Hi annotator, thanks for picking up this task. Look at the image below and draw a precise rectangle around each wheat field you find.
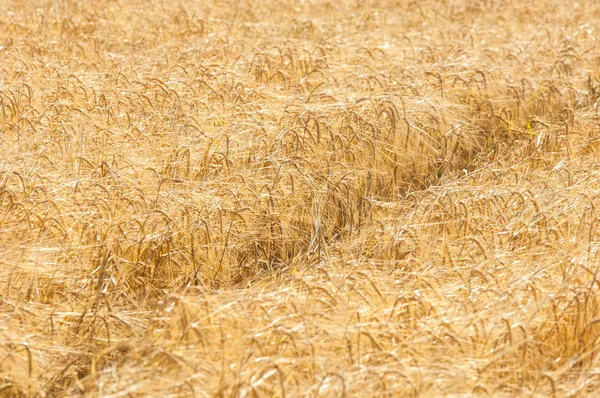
[1,0,600,396]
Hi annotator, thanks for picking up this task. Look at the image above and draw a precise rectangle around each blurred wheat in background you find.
[2,0,600,396]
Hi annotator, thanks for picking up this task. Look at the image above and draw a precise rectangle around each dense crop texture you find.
[2,0,600,396]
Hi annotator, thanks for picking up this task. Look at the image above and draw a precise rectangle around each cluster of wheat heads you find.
[2,0,600,396]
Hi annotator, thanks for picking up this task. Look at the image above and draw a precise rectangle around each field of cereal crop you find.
[2,0,600,396]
